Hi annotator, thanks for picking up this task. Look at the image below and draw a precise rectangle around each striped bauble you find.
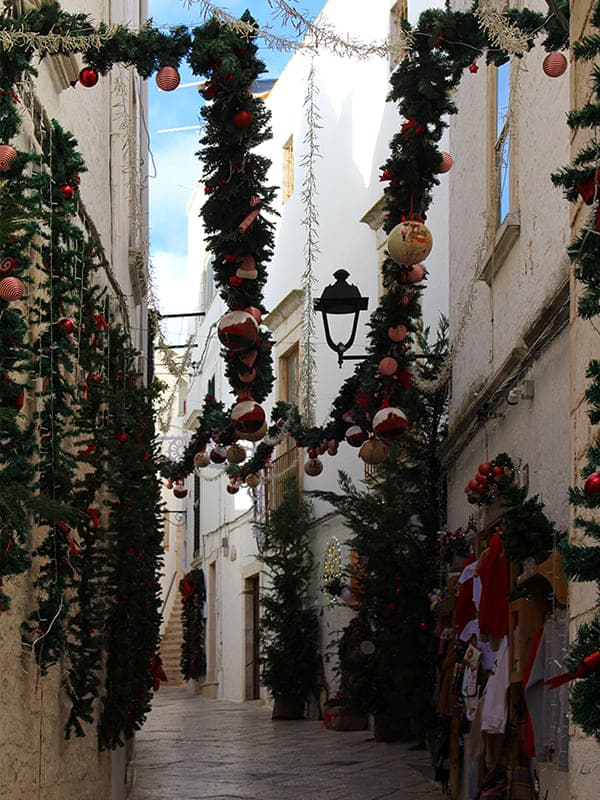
[0,276,25,302]
[0,145,18,172]
[156,66,181,92]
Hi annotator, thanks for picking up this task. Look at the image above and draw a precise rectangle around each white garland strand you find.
[298,55,321,426]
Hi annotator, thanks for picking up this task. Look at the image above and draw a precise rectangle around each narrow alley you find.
[131,688,445,800]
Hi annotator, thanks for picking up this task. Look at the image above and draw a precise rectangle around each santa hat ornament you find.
[236,255,258,280]
[387,220,433,265]
[231,399,266,438]
[156,66,181,91]
[217,310,258,352]
[372,405,408,442]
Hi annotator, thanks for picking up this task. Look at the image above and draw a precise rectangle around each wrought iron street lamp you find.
[314,269,369,368]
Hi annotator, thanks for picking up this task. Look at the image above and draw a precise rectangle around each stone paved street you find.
[132,687,445,800]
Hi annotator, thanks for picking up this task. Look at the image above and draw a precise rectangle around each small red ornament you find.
[418,620,428,631]
[468,478,480,492]
[379,357,398,377]
[0,276,24,302]
[59,184,75,200]
[307,448,317,459]
[372,406,408,442]
[59,318,75,335]
[78,68,99,88]
[204,185,213,195]
[91,373,102,383]
[15,388,25,409]
[468,62,479,73]
[437,151,454,174]
[155,66,181,92]
[584,472,600,499]
[478,461,492,476]
[0,256,16,273]
[232,110,252,129]
[379,169,391,182]
[201,82,219,100]
[115,432,129,443]
[405,264,425,283]
[226,483,239,495]
[327,439,338,456]
[388,323,409,342]
[0,144,18,172]
[542,52,567,78]
[229,275,243,287]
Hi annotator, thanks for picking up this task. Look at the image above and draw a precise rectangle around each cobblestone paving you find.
[132,687,445,800]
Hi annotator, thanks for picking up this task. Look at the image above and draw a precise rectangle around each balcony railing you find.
[264,445,302,517]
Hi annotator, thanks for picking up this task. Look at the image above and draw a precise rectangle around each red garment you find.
[522,627,544,758]
[477,534,509,641]
[455,553,477,634]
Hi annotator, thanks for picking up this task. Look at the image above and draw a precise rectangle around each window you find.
[177,379,188,416]
[494,60,511,226]
[282,135,294,204]
[207,374,215,398]
[390,0,408,70]
[280,344,299,407]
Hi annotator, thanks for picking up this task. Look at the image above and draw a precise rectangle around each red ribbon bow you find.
[92,313,109,330]
[545,650,600,689]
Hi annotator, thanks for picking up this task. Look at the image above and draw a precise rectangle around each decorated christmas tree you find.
[257,478,319,719]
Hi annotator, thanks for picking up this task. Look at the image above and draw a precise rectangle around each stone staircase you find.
[159,599,185,687]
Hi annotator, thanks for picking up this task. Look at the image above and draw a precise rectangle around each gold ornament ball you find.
[358,438,389,465]
[304,457,323,477]
[227,443,247,464]
[245,473,261,488]
[387,220,433,265]
[193,451,211,468]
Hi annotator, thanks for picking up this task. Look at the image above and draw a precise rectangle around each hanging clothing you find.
[456,553,478,634]
[459,618,498,672]
[478,534,509,643]
[481,636,510,734]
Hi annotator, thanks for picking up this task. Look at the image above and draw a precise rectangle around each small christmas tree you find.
[257,478,319,719]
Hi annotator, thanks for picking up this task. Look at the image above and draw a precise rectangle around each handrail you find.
[160,571,179,620]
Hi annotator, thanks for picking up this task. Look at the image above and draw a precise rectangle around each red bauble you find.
[217,310,258,352]
[468,62,479,73]
[229,275,243,287]
[210,445,228,464]
[0,276,25,302]
[59,184,75,200]
[60,318,75,335]
[327,440,338,456]
[244,306,262,324]
[478,461,492,477]
[468,478,480,492]
[115,432,129,443]
[584,472,600,499]
[231,399,266,437]
[542,52,568,78]
[91,373,102,383]
[232,110,252,129]
[437,151,454,174]
[345,425,368,448]
[226,483,239,495]
[0,256,16,273]
[79,68,99,88]
[418,620,428,631]
[406,263,426,283]
[372,406,408,442]
[201,82,219,100]
[307,447,317,459]
[155,66,181,91]
[379,357,398,376]
[0,144,18,172]
[388,324,409,342]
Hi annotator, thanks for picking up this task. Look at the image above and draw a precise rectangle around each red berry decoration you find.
[372,406,408,442]
[584,472,600,499]
[78,67,99,88]
[0,276,25,302]
[478,461,492,476]
[217,310,259,352]
[232,110,252,129]
[59,318,75,335]
[542,52,567,78]
[155,66,181,92]
[115,432,129,443]
[59,184,75,200]
[0,256,16,273]
[437,151,454,173]
[0,144,18,172]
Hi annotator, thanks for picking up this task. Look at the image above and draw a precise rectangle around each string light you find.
[322,536,343,589]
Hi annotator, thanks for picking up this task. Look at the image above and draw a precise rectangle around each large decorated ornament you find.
[227,443,246,464]
[345,425,369,448]
[156,65,180,91]
[217,310,258,352]
[210,445,227,464]
[244,306,262,324]
[387,220,433,265]
[359,437,389,465]
[584,471,600,499]
[304,457,323,476]
[78,67,99,88]
[0,144,18,172]
[193,451,210,468]
[231,399,265,437]
[542,52,567,78]
[0,276,25,302]
[242,422,267,442]
[372,405,408,442]
[173,479,188,499]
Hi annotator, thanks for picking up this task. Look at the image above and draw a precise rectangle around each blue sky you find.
[148,0,327,318]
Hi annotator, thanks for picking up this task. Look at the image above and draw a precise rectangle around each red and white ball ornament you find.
[227,443,247,464]
[78,67,99,88]
[193,451,211,468]
[387,220,433,265]
[155,66,181,91]
[0,276,25,302]
[210,445,228,464]
[217,310,258,352]
[0,256,16,273]
[372,405,408,442]
[231,399,266,438]
[345,425,369,448]
[542,52,567,78]
[359,437,389,466]
[173,478,188,499]
[304,457,323,477]
[226,482,240,495]
[243,421,268,442]
[0,144,18,172]
[584,471,600,499]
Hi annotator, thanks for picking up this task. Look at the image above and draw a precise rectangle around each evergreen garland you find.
[496,479,560,564]
[179,568,207,681]
[257,478,319,707]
